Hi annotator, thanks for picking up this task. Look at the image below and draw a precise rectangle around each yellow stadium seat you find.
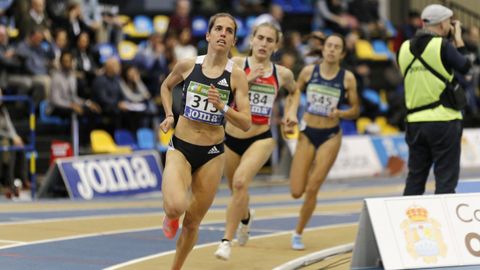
[7,27,18,38]
[153,15,169,34]
[356,117,372,134]
[118,40,138,61]
[355,39,388,61]
[117,15,131,26]
[158,128,174,149]
[90,129,132,154]
[375,116,387,127]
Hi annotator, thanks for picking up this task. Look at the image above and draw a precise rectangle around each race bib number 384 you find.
[184,81,230,125]
[306,83,340,116]
[249,83,276,117]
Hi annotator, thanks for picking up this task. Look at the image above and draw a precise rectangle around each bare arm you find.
[159,58,195,132]
[278,65,299,127]
[330,70,360,120]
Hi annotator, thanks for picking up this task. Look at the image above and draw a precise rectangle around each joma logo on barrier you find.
[69,156,159,200]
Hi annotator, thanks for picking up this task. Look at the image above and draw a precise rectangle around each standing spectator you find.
[397,4,471,195]
[168,0,191,36]
[393,11,422,52]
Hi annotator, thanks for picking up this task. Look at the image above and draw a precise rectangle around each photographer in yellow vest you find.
[397,4,471,195]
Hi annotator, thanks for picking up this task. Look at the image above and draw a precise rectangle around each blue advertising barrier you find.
[48,150,162,200]
[370,135,409,167]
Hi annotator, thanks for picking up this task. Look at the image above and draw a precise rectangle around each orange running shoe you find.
[163,216,179,239]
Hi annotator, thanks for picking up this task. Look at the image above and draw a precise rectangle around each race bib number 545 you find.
[184,81,230,125]
[306,83,340,116]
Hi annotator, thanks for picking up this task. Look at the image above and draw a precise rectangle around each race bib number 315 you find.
[249,83,276,117]
[306,83,340,116]
[184,81,230,125]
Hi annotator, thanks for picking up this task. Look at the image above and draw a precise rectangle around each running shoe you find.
[214,240,232,260]
[162,216,179,239]
[291,233,305,250]
[237,209,255,246]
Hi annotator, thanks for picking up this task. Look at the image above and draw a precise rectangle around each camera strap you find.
[405,38,450,114]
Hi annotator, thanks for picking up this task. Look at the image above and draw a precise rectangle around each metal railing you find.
[0,95,36,199]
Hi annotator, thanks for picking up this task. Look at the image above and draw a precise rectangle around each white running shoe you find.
[214,240,232,260]
[291,233,305,250]
[237,209,255,246]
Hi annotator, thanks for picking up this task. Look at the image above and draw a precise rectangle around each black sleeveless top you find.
[181,55,235,126]
[305,64,346,116]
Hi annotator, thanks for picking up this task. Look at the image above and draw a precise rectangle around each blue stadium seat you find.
[136,127,156,150]
[39,100,68,125]
[362,88,389,113]
[114,129,139,150]
[133,15,153,36]
[235,17,247,38]
[192,16,208,37]
[340,119,358,135]
[371,40,394,59]
[95,43,118,64]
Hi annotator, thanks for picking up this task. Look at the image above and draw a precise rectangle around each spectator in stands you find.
[96,6,122,46]
[240,3,284,52]
[0,0,14,26]
[314,0,355,35]
[302,31,326,65]
[45,0,69,26]
[60,1,93,47]
[393,11,422,52]
[348,0,385,39]
[48,50,101,143]
[397,4,471,195]
[0,88,26,199]
[92,57,128,132]
[51,28,69,69]
[0,25,22,90]
[252,3,283,31]
[81,0,102,32]
[19,0,52,41]
[119,64,156,130]
[168,0,191,36]
[276,31,304,77]
[73,31,98,98]
[134,32,170,96]
[174,28,197,61]
[14,27,54,103]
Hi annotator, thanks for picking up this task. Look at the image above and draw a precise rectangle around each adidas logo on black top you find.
[217,78,229,87]
[208,146,220,154]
